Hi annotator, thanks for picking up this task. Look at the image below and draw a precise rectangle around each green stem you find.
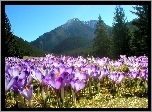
[72,90,76,106]
[19,94,24,107]
[88,78,92,96]
[10,90,15,100]
[112,83,116,98]
[97,81,100,94]
[29,100,33,108]
[58,97,61,108]
[38,87,40,97]
[61,87,65,107]
[46,85,49,95]
[56,90,61,108]
[42,87,47,108]
[65,89,70,108]
[61,87,64,100]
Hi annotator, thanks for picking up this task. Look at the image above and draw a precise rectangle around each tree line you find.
[93,5,148,59]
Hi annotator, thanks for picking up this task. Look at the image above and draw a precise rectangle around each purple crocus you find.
[74,70,88,81]
[43,66,69,90]
[85,64,96,77]
[98,68,108,80]
[44,77,63,89]
[128,71,139,79]
[139,69,148,81]
[115,72,125,85]
[18,85,33,102]
[5,75,18,92]
[7,67,20,79]
[120,55,126,59]
[108,72,118,83]
[66,66,74,75]
[5,63,11,72]
[108,72,125,86]
[92,70,101,80]
[30,69,44,83]
[18,70,29,79]
[70,79,86,93]
[10,71,30,92]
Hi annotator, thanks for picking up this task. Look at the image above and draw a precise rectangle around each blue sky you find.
[5,5,137,42]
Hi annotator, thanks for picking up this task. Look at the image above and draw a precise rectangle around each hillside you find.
[14,35,49,58]
[53,36,92,54]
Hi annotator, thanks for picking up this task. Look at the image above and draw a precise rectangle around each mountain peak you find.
[63,18,81,28]
[70,18,80,21]
[66,18,80,23]
[63,18,98,29]
[83,20,98,28]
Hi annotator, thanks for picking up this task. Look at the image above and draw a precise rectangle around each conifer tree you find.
[130,5,148,56]
[93,15,111,58]
[112,5,132,59]
[5,13,21,58]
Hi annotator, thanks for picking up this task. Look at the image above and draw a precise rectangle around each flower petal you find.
[12,67,20,77]
[6,76,18,92]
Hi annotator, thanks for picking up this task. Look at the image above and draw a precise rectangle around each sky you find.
[5,5,137,42]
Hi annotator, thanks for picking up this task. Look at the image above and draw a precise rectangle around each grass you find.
[5,84,148,108]
[75,93,148,108]
[23,56,38,59]
[5,92,148,108]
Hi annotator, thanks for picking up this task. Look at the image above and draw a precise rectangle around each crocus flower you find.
[26,74,33,85]
[5,63,10,72]
[115,72,125,85]
[5,75,18,92]
[98,68,108,80]
[43,76,63,89]
[43,66,69,90]
[8,70,30,92]
[74,70,88,81]
[30,69,44,83]
[18,85,33,102]
[7,67,20,79]
[65,66,74,75]
[128,71,139,79]
[11,78,26,92]
[139,69,148,81]
[120,55,126,59]
[92,70,100,80]
[70,79,86,93]
[85,64,96,77]
[18,71,29,79]
[108,72,118,83]
[74,61,84,68]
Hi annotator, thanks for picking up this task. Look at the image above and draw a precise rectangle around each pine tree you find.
[5,13,21,58]
[93,15,111,58]
[130,5,148,56]
[112,5,132,59]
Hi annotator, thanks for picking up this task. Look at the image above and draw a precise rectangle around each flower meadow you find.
[5,54,148,108]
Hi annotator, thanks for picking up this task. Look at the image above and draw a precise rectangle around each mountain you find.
[31,18,94,52]
[52,36,93,54]
[14,35,49,58]
[30,18,112,55]
[83,20,98,28]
